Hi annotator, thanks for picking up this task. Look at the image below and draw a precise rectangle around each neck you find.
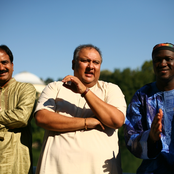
[0,78,12,88]
[84,83,96,88]
[156,79,174,91]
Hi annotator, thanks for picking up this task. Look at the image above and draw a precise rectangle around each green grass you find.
[32,147,41,166]
[120,146,142,173]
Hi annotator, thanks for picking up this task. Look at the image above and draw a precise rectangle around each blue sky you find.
[1,0,174,81]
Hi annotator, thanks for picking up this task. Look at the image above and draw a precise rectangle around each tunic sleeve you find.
[0,83,36,128]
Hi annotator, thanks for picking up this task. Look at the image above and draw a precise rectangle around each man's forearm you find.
[35,109,104,132]
[84,90,125,129]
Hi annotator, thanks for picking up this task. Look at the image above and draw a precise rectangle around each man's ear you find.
[72,60,75,70]
[12,63,14,72]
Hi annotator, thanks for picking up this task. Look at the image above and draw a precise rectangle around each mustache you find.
[0,70,8,74]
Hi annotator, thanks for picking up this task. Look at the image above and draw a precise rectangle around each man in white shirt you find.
[34,44,126,174]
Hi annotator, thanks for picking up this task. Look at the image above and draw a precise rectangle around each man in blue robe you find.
[124,43,174,173]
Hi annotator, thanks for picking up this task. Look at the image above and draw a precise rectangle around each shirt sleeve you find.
[124,91,150,159]
[105,83,127,117]
[35,81,62,113]
[0,83,36,128]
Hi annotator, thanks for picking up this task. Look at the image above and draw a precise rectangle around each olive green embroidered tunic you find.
[0,78,36,174]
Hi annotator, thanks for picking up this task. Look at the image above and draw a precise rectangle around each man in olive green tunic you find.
[0,45,36,174]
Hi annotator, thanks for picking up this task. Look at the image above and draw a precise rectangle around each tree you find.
[45,78,54,85]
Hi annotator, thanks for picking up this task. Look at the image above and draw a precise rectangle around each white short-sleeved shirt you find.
[35,80,126,174]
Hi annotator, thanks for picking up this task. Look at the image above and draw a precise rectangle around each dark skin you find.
[153,49,174,91]
[148,49,174,157]
[0,49,13,87]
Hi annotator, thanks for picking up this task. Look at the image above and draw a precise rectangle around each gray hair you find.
[73,44,102,63]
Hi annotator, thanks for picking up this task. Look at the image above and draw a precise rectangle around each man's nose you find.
[0,63,4,70]
[88,61,94,68]
[160,59,167,66]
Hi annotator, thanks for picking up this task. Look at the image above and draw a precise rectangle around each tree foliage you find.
[100,60,155,104]
[45,78,54,85]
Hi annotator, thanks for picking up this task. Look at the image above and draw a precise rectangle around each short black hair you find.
[0,45,13,63]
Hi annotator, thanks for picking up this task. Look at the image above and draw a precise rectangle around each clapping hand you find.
[149,108,163,143]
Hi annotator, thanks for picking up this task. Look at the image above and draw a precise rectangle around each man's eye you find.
[93,61,100,64]
[153,59,159,63]
[2,61,9,65]
[80,59,88,62]
[166,58,173,62]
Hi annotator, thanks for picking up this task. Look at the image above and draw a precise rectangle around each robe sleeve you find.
[124,91,150,159]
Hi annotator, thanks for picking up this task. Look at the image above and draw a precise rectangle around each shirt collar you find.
[0,78,16,89]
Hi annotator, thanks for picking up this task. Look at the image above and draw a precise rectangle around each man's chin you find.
[82,78,93,84]
[157,76,172,82]
[0,76,7,80]
[83,80,98,87]
[0,72,8,78]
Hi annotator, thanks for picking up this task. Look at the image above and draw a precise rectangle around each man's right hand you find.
[86,117,105,130]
